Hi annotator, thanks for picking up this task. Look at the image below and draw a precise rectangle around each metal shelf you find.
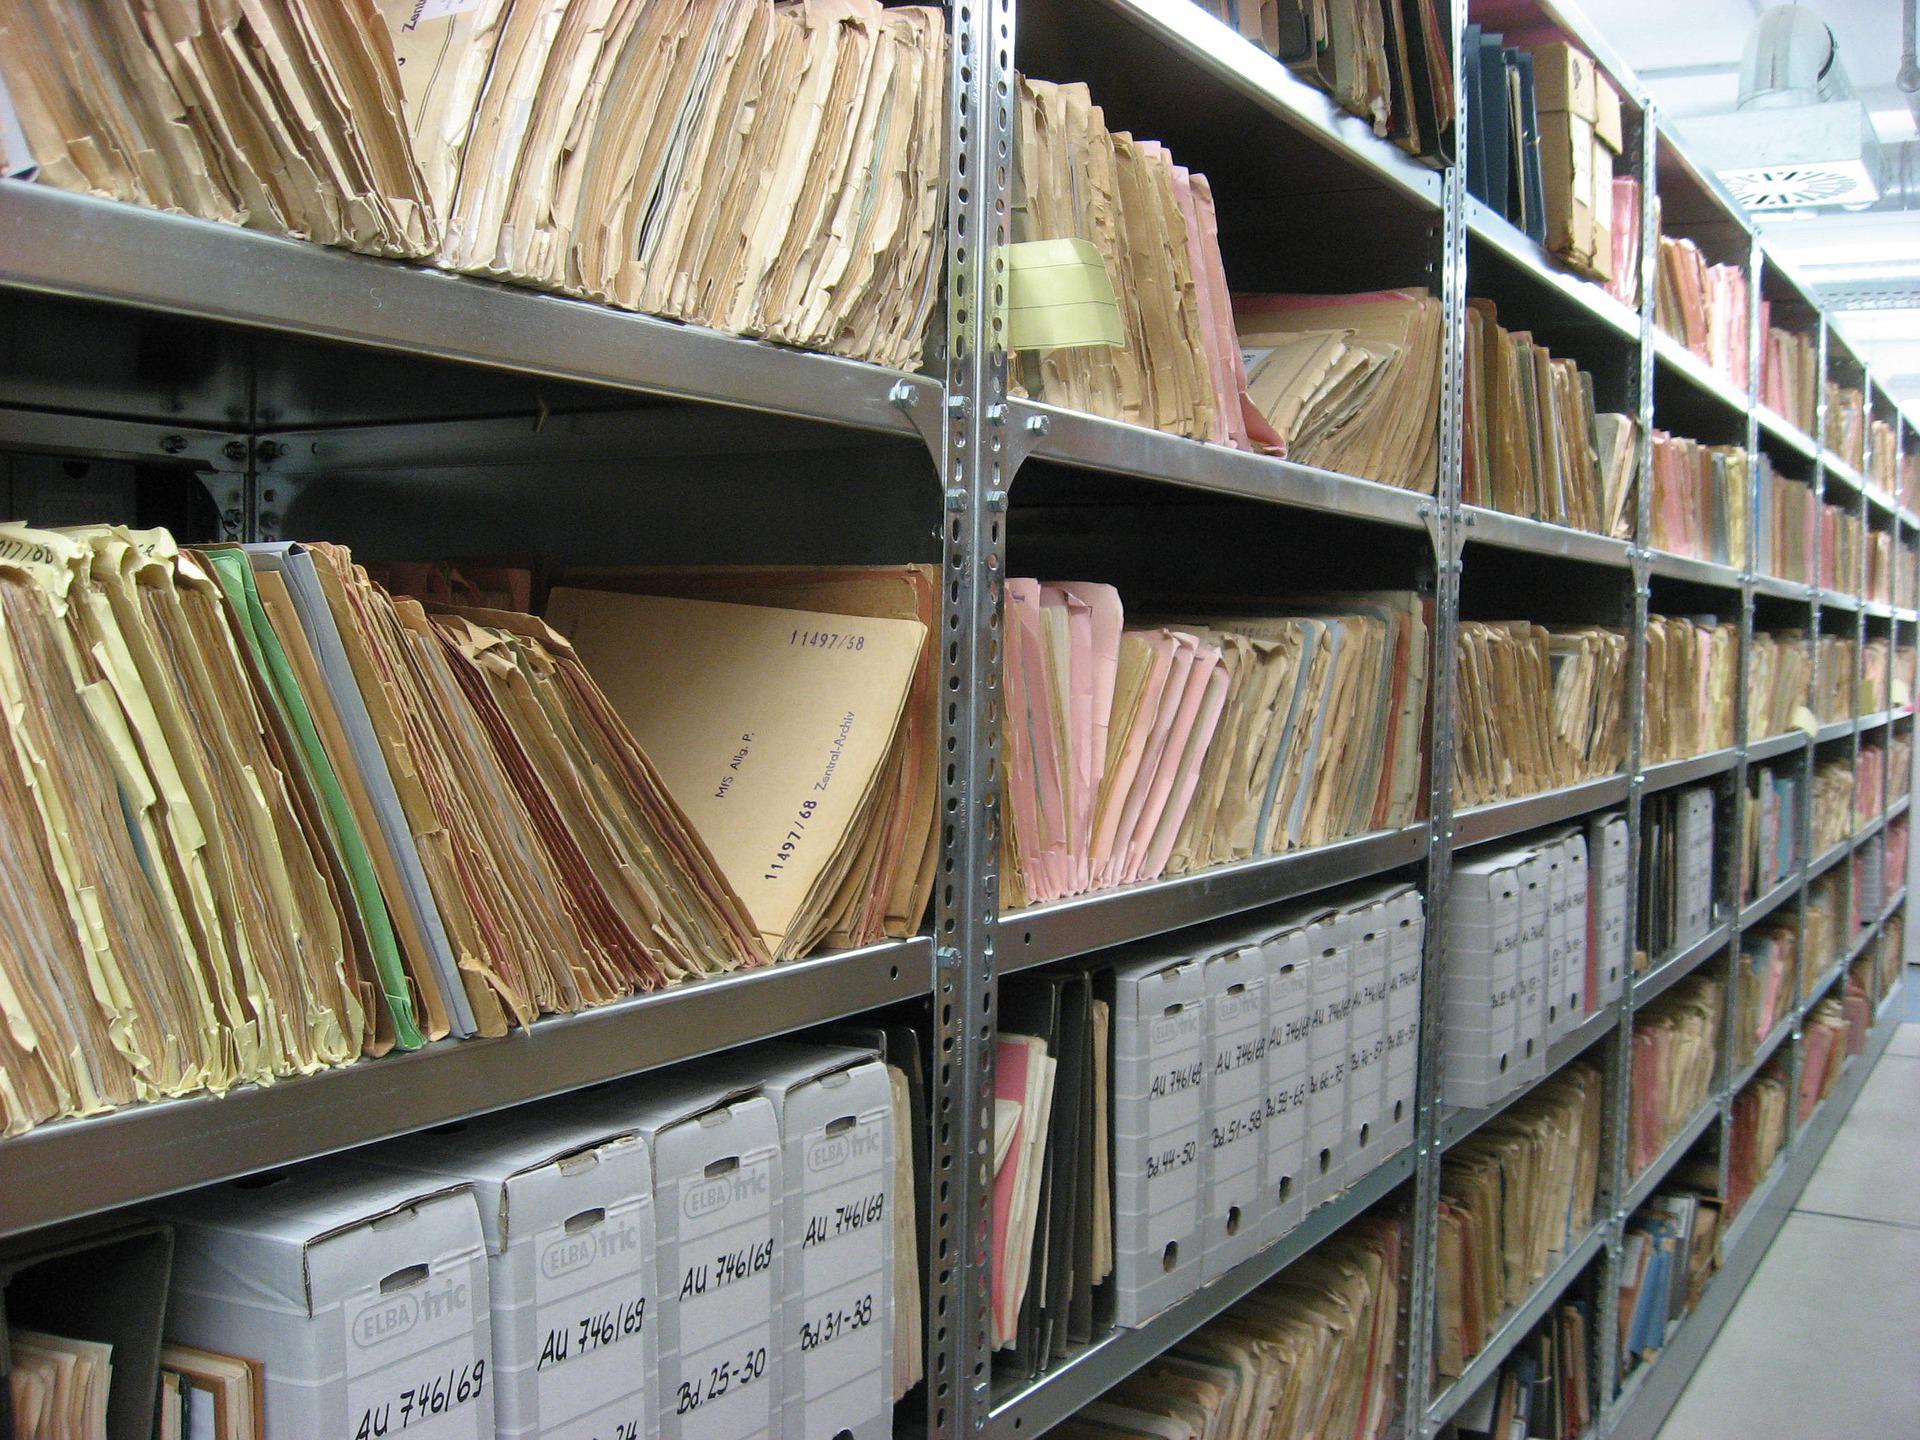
[1425,1221,1610,1432]
[1454,775,1631,849]
[0,184,934,438]
[1011,398,1435,528]
[981,1148,1415,1440]
[1463,198,1641,341]
[1621,1098,1721,1215]
[1815,718,1854,744]
[1746,730,1810,763]
[1632,921,1733,1008]
[1859,709,1897,731]
[1644,548,1743,590]
[1461,505,1634,567]
[1438,1006,1619,1150]
[0,936,930,1241]
[1816,589,1863,614]
[1074,0,1445,210]
[1865,601,1896,620]
[1807,839,1849,882]
[1651,329,1750,416]
[1754,405,1818,460]
[1882,886,1909,922]
[1727,1015,1794,1098]
[1822,452,1870,495]
[998,823,1430,973]
[1890,794,1912,822]
[1799,954,1849,1014]
[1641,746,1739,795]
[1739,871,1802,930]
[1854,813,1887,846]
[1750,573,1815,602]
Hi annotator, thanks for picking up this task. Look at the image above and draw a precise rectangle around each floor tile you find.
[1794,1053,1920,1225]
[1891,1017,1920,1056]
[1657,1211,1920,1439]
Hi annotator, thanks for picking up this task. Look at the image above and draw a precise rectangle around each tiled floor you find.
[1655,1004,1920,1439]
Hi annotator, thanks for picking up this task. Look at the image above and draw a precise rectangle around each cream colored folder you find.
[545,588,926,959]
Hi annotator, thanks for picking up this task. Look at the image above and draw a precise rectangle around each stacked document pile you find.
[991,886,1424,1368]
[1747,632,1812,742]
[1805,873,1847,996]
[1443,824,1620,1110]
[1233,292,1445,489]
[1647,434,1749,565]
[1619,1189,1717,1376]
[1463,300,1635,536]
[1635,785,1716,973]
[1754,459,1816,583]
[1047,1215,1405,1440]
[7,1330,111,1440]
[1742,764,1801,903]
[1759,321,1818,432]
[0,1,949,371]
[1454,623,1628,807]
[1190,0,1454,164]
[1643,616,1737,764]
[1455,1301,1595,1440]
[1799,994,1857,1121]
[1869,532,1895,604]
[1863,637,1892,712]
[1821,502,1865,593]
[1827,384,1867,471]
[1434,1065,1604,1383]
[1857,739,1892,823]
[1873,419,1899,493]
[1860,915,1903,1007]
[1727,1063,1790,1216]
[1815,636,1858,724]
[1735,921,1798,1067]
[997,584,1429,911]
[1627,975,1722,1176]
[160,1039,922,1438]
[1607,178,1643,307]
[1654,237,1749,389]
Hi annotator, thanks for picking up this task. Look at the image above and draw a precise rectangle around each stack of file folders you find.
[1759,319,1819,433]
[1443,824,1620,1109]
[1864,636,1893,711]
[1804,756,1850,856]
[1735,921,1798,1068]
[1454,622,1628,808]
[1858,739,1893,820]
[1799,994,1856,1121]
[1619,1189,1718,1376]
[1747,632,1812,742]
[1647,433,1750,566]
[1814,635,1857,724]
[991,885,1425,1366]
[1454,1301,1595,1440]
[1636,784,1716,973]
[1869,531,1895,604]
[1462,299,1636,537]
[1805,873,1847,995]
[1727,1062,1790,1216]
[1047,1213,1405,1440]
[1607,177,1643,308]
[1742,764,1801,903]
[1872,419,1899,493]
[1821,502,1865,593]
[996,584,1430,911]
[1190,0,1455,165]
[1627,976,1722,1176]
[1643,616,1737,765]
[1654,237,1750,389]
[1755,459,1816,583]
[1827,384,1867,471]
[1434,1064,1604,1382]
[0,1,950,371]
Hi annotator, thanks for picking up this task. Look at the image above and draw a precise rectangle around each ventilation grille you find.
[1719,163,1881,210]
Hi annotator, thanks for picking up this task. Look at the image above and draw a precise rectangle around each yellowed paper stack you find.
[1748,633,1811,742]
[1644,616,1738,764]
[1454,621,1628,807]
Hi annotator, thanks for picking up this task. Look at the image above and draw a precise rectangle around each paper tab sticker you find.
[1005,239,1125,352]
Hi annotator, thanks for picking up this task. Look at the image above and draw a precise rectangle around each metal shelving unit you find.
[0,5,1914,1440]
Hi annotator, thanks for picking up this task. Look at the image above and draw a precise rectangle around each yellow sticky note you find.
[1005,239,1125,351]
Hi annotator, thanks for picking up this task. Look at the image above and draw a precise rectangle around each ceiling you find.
[1586,0,1920,410]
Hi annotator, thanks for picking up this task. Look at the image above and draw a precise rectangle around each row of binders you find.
[998,584,1429,909]
[1759,321,1818,435]
[1454,1301,1594,1440]
[1735,920,1799,1070]
[1050,1214,1404,1440]
[1443,818,1626,1110]
[1454,623,1628,809]
[0,1,949,371]
[993,885,1424,1361]
[1654,236,1749,391]
[1189,0,1454,165]
[1636,786,1716,977]
[1435,1064,1604,1383]
[1643,617,1736,766]
[154,1039,920,1439]
[1648,434,1749,567]
[1462,300,1636,536]
[1618,1188,1717,1378]
[0,530,956,1135]
[1743,763,1802,904]
[1009,77,1443,487]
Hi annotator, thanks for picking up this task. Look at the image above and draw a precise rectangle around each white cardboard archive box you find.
[1200,938,1268,1282]
[1379,884,1424,1157]
[1301,906,1352,1209]
[1341,889,1391,1180]
[163,1169,492,1440]
[1260,919,1312,1245]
